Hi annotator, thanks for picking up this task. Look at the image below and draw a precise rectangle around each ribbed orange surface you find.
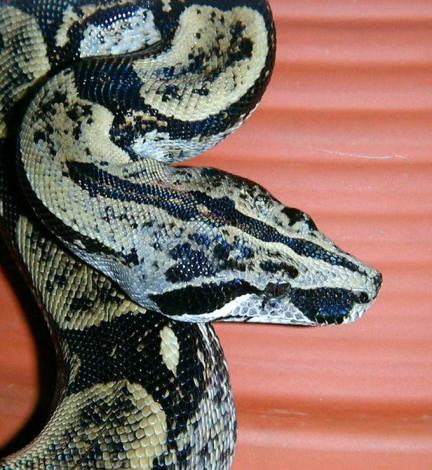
[1,0,432,467]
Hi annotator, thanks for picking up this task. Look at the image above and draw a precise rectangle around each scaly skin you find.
[0,1,381,468]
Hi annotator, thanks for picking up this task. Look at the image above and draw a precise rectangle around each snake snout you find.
[373,271,383,295]
[258,264,382,326]
[357,267,382,303]
[294,287,372,326]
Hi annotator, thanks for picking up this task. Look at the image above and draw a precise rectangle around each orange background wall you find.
[1,0,432,468]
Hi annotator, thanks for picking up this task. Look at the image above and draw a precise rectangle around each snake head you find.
[51,165,380,327]
[130,167,382,326]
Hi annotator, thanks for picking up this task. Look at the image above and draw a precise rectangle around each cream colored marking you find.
[79,103,131,164]
[159,326,179,375]
[80,8,161,58]
[170,294,254,323]
[0,7,50,138]
[122,382,167,468]
[134,6,269,121]
[80,4,102,16]
[55,5,80,48]
[197,349,205,366]
[162,0,172,12]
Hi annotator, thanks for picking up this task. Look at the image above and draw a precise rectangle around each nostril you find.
[374,271,383,290]
[356,292,370,304]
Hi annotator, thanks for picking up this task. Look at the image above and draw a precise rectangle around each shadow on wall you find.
[0,237,57,458]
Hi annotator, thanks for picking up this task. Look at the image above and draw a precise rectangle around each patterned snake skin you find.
[0,1,382,468]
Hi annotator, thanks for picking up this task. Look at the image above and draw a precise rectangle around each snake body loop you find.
[0,1,381,468]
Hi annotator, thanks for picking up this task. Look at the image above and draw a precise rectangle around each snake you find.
[0,0,382,468]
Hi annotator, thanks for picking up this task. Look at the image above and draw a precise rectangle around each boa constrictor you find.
[0,0,382,468]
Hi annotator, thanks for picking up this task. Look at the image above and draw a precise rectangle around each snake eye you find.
[355,292,370,304]
[265,282,291,298]
[79,6,162,58]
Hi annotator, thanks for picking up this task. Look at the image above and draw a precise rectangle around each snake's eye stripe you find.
[150,280,260,318]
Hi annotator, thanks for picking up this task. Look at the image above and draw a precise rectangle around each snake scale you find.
[0,0,382,468]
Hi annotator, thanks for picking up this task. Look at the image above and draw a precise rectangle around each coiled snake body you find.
[0,1,381,468]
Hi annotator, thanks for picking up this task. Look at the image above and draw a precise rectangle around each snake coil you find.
[0,1,381,468]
